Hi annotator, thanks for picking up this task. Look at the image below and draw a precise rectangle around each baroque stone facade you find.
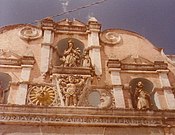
[0,17,175,134]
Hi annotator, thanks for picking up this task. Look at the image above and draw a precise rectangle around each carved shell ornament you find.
[100,30,122,45]
[19,26,42,40]
[27,85,58,106]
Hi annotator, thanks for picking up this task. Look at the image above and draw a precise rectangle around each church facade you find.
[0,17,175,134]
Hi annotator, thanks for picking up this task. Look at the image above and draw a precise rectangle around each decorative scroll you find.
[19,26,42,40]
[100,30,122,45]
[27,85,59,106]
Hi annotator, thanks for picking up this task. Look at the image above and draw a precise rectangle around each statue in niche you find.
[0,81,4,103]
[82,49,92,68]
[60,40,81,67]
[59,75,85,106]
[134,81,152,110]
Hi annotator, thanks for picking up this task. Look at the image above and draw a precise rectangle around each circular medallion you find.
[100,30,122,45]
[19,26,42,40]
[27,85,57,106]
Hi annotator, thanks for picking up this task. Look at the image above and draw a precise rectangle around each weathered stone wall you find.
[0,125,165,135]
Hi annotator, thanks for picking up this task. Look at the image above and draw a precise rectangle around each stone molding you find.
[52,66,94,75]
[0,49,35,66]
[107,59,168,71]
[0,105,174,127]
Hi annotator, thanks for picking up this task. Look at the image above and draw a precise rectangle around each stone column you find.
[158,70,175,109]
[110,68,125,108]
[87,17,102,76]
[15,65,33,105]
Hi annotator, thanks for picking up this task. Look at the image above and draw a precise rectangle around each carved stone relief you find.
[100,30,122,45]
[27,85,60,106]
[58,75,86,106]
[19,26,42,41]
[59,39,92,68]
[134,81,152,110]
[78,88,114,109]
[129,78,156,110]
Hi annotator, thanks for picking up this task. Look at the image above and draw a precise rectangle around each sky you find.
[0,0,175,54]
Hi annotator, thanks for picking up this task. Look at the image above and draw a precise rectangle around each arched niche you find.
[0,72,12,104]
[129,78,157,110]
[55,38,85,66]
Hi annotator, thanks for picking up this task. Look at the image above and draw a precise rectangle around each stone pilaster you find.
[40,18,54,75]
[154,88,162,109]
[87,17,102,76]
[158,70,175,109]
[15,65,33,105]
[110,68,125,108]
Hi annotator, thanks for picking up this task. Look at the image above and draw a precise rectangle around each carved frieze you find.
[0,113,164,127]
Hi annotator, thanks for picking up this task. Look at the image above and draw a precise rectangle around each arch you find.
[0,72,12,104]
[129,78,157,110]
[56,38,85,66]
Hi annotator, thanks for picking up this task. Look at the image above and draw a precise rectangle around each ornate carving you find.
[59,75,85,106]
[82,49,92,68]
[59,40,92,68]
[0,113,163,127]
[27,85,59,106]
[134,81,152,110]
[60,40,81,67]
[19,26,42,40]
[100,30,122,45]
[78,88,113,109]
[98,91,113,109]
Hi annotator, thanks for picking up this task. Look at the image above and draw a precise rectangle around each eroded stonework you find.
[0,17,175,134]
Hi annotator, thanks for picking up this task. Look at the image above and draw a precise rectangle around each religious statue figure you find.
[134,81,152,110]
[0,81,4,104]
[60,40,81,67]
[82,49,92,67]
[59,75,84,106]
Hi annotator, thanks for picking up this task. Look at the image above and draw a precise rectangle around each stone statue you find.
[0,81,4,104]
[134,81,151,110]
[61,40,81,67]
[60,75,84,106]
[82,50,92,67]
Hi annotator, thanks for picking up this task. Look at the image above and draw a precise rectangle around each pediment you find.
[121,55,153,65]
[0,49,22,60]
[56,19,86,27]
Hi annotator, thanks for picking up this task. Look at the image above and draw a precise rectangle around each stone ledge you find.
[52,66,94,75]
